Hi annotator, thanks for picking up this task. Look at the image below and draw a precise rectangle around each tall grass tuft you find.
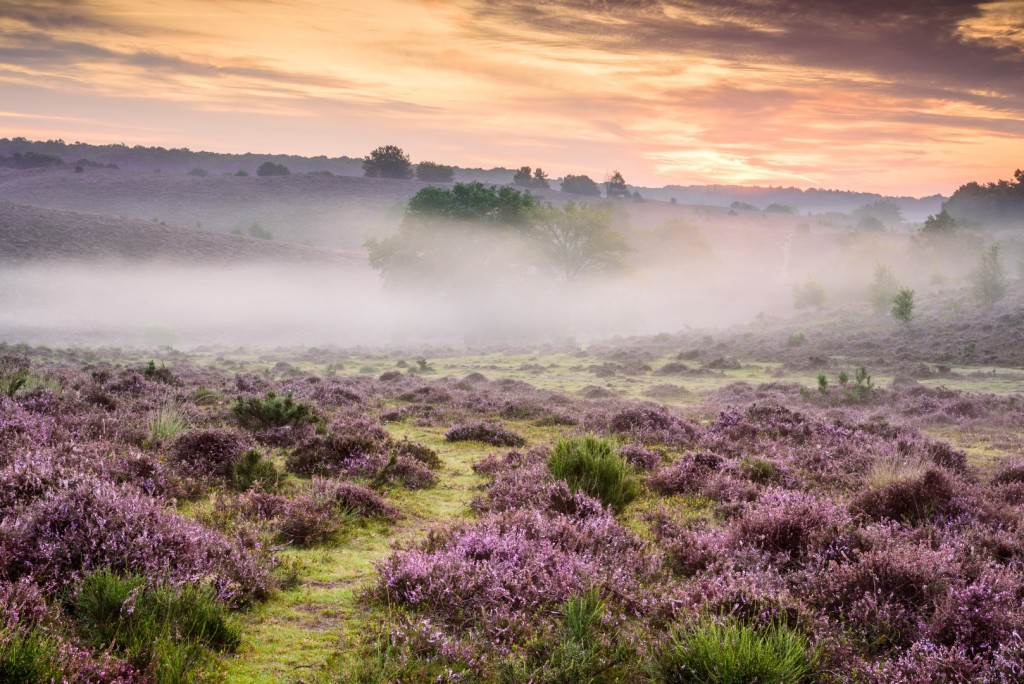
[548,435,639,513]
[69,569,240,683]
[149,401,187,443]
[0,628,63,683]
[657,616,817,684]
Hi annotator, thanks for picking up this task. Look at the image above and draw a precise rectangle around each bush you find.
[69,569,240,681]
[560,174,601,196]
[231,449,282,491]
[0,628,63,683]
[792,279,825,309]
[850,468,961,525]
[891,288,915,323]
[445,421,526,447]
[172,429,254,479]
[277,495,350,546]
[414,161,454,183]
[972,243,1008,307]
[285,418,388,476]
[548,436,639,513]
[231,391,320,430]
[362,145,413,179]
[256,161,290,177]
[657,616,816,684]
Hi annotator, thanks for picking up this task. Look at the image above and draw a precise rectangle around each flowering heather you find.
[445,421,526,447]
[591,404,700,447]
[619,443,661,470]
[1,479,275,605]
[307,478,400,521]
[171,428,254,479]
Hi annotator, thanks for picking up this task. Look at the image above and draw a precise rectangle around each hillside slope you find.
[0,201,363,265]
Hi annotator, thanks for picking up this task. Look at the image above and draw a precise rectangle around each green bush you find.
[231,449,283,491]
[657,616,816,684]
[0,628,63,683]
[69,569,240,683]
[231,391,320,430]
[548,436,639,513]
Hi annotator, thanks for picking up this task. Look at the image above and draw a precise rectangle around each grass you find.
[149,400,188,443]
[657,616,817,684]
[0,628,64,683]
[69,569,240,683]
[548,435,640,513]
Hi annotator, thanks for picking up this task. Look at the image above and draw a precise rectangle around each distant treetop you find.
[256,161,290,177]
[363,145,413,179]
[560,174,601,196]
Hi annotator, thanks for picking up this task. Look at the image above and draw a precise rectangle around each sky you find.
[1,0,1023,196]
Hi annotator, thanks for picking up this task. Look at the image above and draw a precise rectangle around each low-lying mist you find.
[1,210,1010,349]
[0,259,792,349]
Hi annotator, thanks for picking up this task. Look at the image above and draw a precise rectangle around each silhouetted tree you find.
[561,174,601,196]
[606,171,629,198]
[532,202,631,280]
[513,166,533,187]
[256,161,290,177]
[363,145,413,179]
[920,209,957,236]
[532,168,550,189]
[415,161,454,183]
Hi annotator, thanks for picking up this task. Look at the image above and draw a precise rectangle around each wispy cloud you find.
[0,0,1022,194]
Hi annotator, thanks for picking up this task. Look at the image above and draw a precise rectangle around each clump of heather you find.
[307,478,400,521]
[285,416,388,476]
[1,479,275,605]
[445,421,526,447]
[171,428,254,479]
[370,507,668,660]
[731,489,853,566]
[648,452,723,496]
[472,447,550,478]
[620,443,661,470]
[594,405,700,447]
[850,468,964,525]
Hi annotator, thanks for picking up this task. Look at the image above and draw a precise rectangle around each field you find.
[3,159,1024,683]
[3,294,1024,683]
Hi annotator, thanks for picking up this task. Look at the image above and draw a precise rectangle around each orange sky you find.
[2,0,1023,195]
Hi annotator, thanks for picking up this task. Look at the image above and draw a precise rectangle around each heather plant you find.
[276,494,353,546]
[657,616,817,684]
[231,391,321,430]
[850,468,961,525]
[600,405,699,447]
[445,421,526,447]
[285,422,386,476]
[548,435,639,513]
[172,428,254,479]
[69,569,240,682]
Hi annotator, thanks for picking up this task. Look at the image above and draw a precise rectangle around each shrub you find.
[603,406,699,447]
[2,479,274,604]
[548,436,639,513]
[657,616,816,684]
[277,494,350,546]
[308,478,400,520]
[256,161,290,177]
[172,429,254,479]
[231,391,320,430]
[648,452,722,496]
[285,419,388,476]
[868,264,900,314]
[231,449,282,491]
[891,288,915,323]
[69,569,240,681]
[362,145,413,179]
[414,161,454,183]
[619,444,661,470]
[445,421,526,447]
[560,174,601,196]
[972,243,1008,307]
[792,279,825,309]
[850,468,961,525]
[369,454,436,490]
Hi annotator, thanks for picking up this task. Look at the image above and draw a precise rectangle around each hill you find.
[0,201,362,265]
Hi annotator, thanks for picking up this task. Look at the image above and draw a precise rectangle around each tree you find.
[920,209,957,236]
[362,145,413,179]
[891,288,915,323]
[531,202,631,280]
[256,161,290,177]
[513,166,533,187]
[605,170,629,198]
[868,263,900,314]
[404,181,537,228]
[560,174,601,196]
[792,279,825,309]
[415,161,454,183]
[972,243,1007,307]
[532,168,549,189]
